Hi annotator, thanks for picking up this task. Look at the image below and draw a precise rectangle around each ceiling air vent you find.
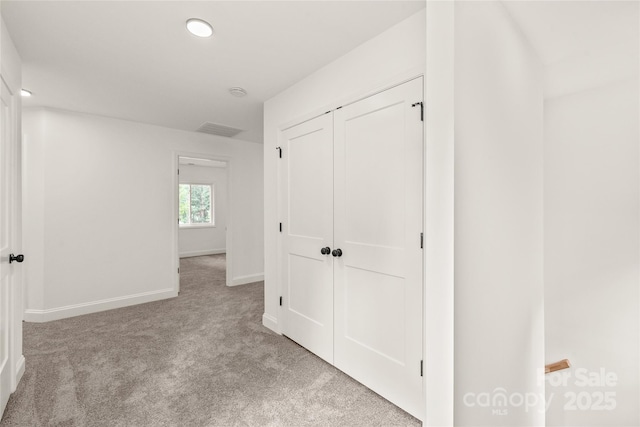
[196,122,243,138]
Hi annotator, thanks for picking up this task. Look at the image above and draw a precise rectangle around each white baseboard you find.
[230,273,264,286]
[24,288,178,323]
[262,313,280,334]
[13,355,25,392]
[179,248,226,258]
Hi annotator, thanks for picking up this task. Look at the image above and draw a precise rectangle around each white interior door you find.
[0,76,20,416]
[333,77,424,419]
[280,113,334,364]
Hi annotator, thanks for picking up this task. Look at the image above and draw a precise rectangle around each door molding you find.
[173,151,232,290]
[424,2,455,425]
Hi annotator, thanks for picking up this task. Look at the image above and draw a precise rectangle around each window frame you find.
[179,182,215,228]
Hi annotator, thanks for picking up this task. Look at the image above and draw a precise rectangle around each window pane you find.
[179,184,190,224]
[190,185,211,224]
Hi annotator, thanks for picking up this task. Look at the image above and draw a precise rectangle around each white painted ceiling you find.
[1,0,426,143]
[502,0,639,98]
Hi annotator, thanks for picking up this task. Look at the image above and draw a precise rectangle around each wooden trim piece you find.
[23,289,178,323]
[545,359,571,374]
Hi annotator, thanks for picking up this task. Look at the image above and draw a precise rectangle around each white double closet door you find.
[279,78,424,419]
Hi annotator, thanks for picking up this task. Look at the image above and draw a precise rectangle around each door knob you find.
[332,249,342,257]
[320,247,331,255]
[9,253,24,263]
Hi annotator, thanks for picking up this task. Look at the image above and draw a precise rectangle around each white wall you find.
[544,78,639,426]
[453,2,544,425]
[178,163,228,257]
[22,108,263,322]
[0,19,20,94]
[263,6,425,332]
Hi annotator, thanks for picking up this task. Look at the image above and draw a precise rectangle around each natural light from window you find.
[179,184,213,226]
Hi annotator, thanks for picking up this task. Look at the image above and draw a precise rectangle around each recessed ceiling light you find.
[21,89,32,97]
[186,18,213,38]
[229,87,247,97]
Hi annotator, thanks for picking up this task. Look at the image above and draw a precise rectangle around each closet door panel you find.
[280,114,334,364]
[333,77,424,419]
[343,102,405,248]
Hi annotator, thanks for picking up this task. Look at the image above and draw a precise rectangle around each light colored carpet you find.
[1,254,420,426]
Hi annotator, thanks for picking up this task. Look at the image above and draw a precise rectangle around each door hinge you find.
[420,360,423,377]
[412,101,424,121]
[177,267,180,274]
[279,222,282,232]
[276,147,282,158]
[279,296,283,306]
[420,232,424,249]
[177,169,180,175]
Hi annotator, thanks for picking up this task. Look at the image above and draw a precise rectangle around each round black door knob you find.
[332,249,342,257]
[9,254,24,263]
[320,247,331,255]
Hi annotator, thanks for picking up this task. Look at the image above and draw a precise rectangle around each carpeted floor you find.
[1,254,419,426]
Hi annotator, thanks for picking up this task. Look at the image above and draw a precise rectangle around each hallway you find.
[1,255,418,426]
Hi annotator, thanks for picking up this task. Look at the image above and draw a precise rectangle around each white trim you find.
[174,151,232,289]
[179,249,226,258]
[230,273,264,287]
[262,313,279,334]
[23,288,177,323]
[173,154,180,293]
[424,2,455,425]
[12,355,24,393]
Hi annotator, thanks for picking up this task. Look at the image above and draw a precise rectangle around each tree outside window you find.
[179,184,213,225]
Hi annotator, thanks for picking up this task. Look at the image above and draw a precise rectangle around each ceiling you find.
[4,1,636,134]
[1,1,426,144]
[502,0,639,98]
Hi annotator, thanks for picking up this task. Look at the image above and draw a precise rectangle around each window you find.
[179,184,214,226]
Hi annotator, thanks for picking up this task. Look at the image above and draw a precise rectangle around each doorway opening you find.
[175,154,231,292]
